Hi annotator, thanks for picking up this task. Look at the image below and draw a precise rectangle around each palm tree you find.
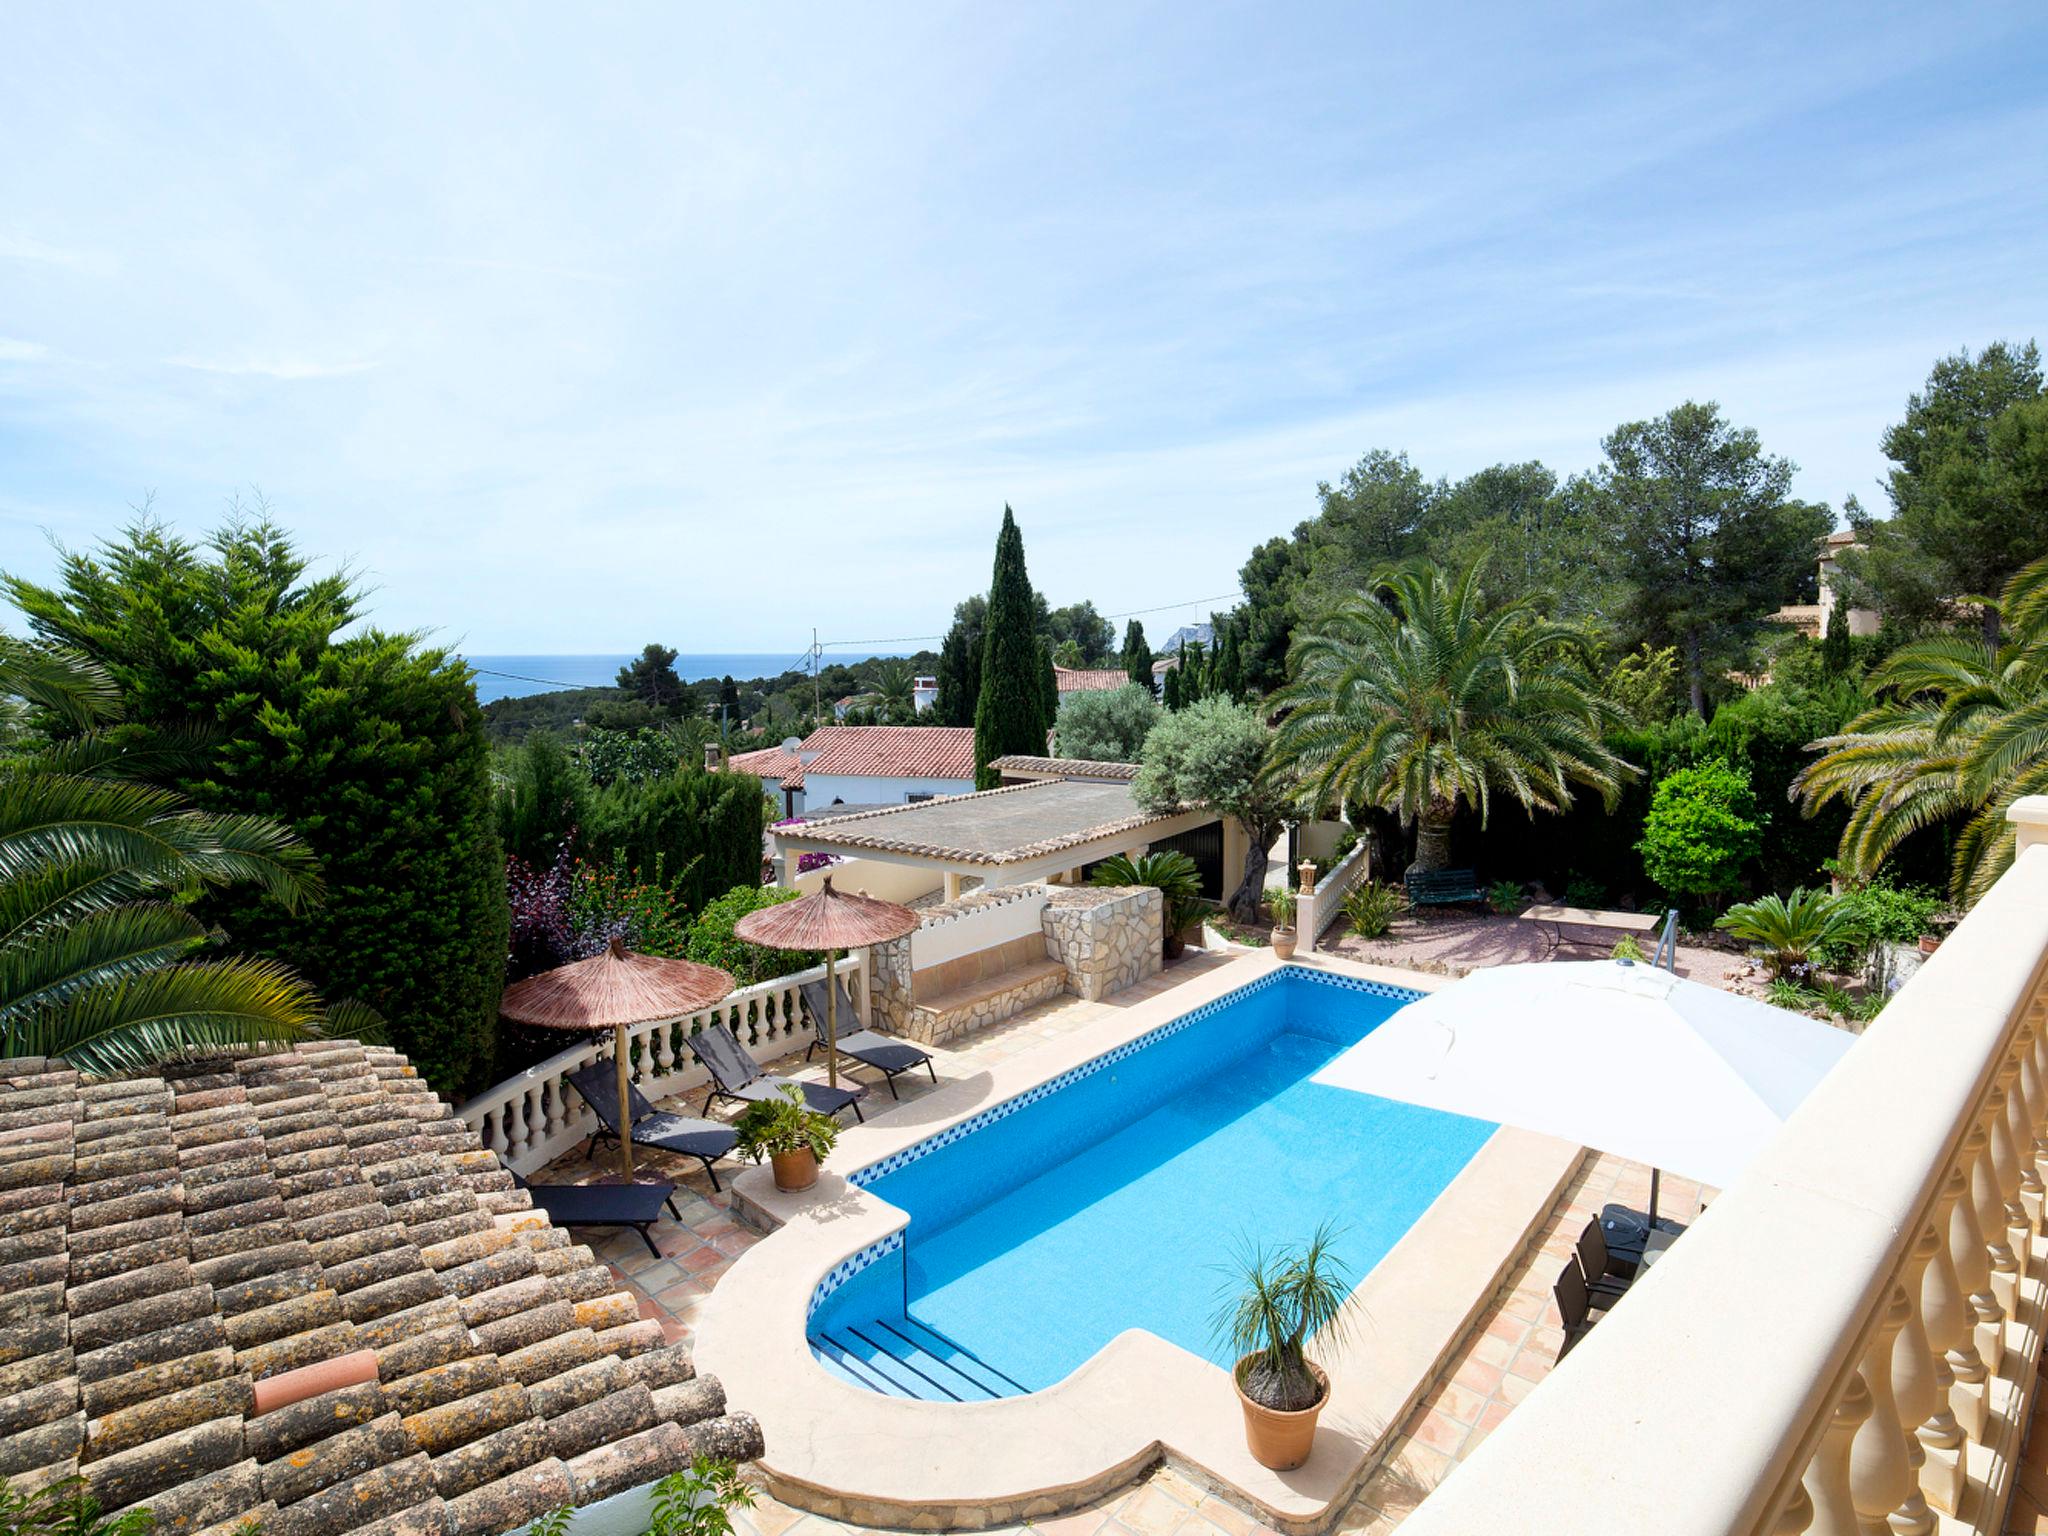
[0,641,331,1074]
[866,659,917,723]
[1795,552,2048,907]
[1265,557,1633,873]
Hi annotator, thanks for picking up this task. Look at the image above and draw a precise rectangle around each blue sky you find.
[2,3,2043,656]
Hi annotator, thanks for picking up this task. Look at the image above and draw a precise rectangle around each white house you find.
[912,676,939,713]
[726,726,977,816]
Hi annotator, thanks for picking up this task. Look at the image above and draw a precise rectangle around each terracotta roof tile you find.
[988,755,1140,781]
[0,1044,761,1536]
[797,726,974,782]
[1052,667,1132,694]
[723,746,803,788]
[772,778,1179,865]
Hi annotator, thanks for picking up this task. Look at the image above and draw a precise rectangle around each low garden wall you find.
[865,883,1162,1043]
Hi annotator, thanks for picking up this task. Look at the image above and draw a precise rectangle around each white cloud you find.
[0,338,48,362]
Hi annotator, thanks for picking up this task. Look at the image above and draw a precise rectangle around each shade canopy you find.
[1313,960,1855,1190]
[500,939,735,1032]
[733,875,920,952]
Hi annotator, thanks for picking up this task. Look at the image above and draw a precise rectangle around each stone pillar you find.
[866,932,915,1033]
[1801,1374,1872,1536]
[943,870,962,902]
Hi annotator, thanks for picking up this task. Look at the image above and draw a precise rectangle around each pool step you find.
[808,1313,1026,1401]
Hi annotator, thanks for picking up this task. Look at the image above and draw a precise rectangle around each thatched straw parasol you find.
[733,876,919,1088]
[500,939,734,1180]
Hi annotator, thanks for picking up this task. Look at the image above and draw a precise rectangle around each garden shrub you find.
[495,731,593,865]
[584,767,764,912]
[686,886,811,984]
[5,521,509,1093]
[1053,683,1160,763]
[575,725,682,787]
[1636,760,1762,909]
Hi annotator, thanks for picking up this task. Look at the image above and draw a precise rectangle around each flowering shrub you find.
[566,849,695,957]
[505,838,694,980]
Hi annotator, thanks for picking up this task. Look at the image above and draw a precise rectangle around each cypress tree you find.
[1181,640,1206,705]
[1215,621,1244,701]
[1038,637,1059,737]
[1821,592,1853,676]
[1122,619,1151,686]
[973,507,1051,786]
[935,617,980,726]
[1163,662,1184,711]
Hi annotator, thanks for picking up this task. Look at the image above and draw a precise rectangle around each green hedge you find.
[583,767,765,912]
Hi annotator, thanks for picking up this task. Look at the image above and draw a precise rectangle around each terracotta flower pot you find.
[1233,1356,1329,1470]
[771,1147,819,1192]
[1270,926,1298,961]
[1918,935,1942,955]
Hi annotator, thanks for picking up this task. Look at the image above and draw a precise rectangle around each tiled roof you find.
[725,746,803,788]
[0,1042,760,1536]
[988,755,1140,782]
[798,726,975,783]
[772,779,1177,865]
[1051,667,1131,694]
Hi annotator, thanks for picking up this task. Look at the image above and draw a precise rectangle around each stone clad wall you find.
[863,883,1164,1039]
[1041,885,1162,1001]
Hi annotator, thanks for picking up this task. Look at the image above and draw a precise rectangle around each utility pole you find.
[811,628,821,727]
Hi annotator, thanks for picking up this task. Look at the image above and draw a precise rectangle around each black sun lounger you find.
[685,1022,865,1122]
[508,1167,677,1259]
[565,1063,741,1192]
[798,977,937,1100]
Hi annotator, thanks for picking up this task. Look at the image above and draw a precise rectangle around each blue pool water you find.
[807,969,1496,1399]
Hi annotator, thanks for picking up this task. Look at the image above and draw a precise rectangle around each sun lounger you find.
[685,1022,866,1122]
[566,1063,742,1191]
[508,1168,678,1259]
[799,977,936,1100]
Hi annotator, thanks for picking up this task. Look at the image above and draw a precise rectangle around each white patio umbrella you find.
[1314,959,1855,1226]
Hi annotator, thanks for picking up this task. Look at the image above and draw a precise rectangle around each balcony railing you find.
[1299,839,1370,954]
[1396,798,2048,1536]
[459,957,862,1175]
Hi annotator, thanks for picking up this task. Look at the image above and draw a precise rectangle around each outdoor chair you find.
[1573,1221,1632,1310]
[799,976,936,1099]
[1578,1217,1639,1286]
[566,1063,742,1191]
[685,1022,866,1122]
[507,1167,678,1259]
[1553,1260,1598,1359]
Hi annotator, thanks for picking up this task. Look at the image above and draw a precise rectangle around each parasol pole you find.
[824,947,841,1089]
[613,1021,635,1181]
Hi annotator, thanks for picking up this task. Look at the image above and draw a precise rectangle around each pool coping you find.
[693,949,1582,1533]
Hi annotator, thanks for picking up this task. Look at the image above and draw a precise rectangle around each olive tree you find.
[1132,696,1292,923]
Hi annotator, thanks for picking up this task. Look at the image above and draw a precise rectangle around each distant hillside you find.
[481,685,627,744]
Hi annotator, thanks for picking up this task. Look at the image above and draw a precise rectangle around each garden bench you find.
[1404,868,1485,907]
[1519,904,1680,970]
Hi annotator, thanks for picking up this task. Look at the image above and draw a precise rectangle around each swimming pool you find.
[806,967,1497,1399]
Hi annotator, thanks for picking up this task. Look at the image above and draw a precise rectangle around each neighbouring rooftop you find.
[989,754,1140,782]
[798,725,975,781]
[770,778,1172,866]
[0,1040,759,1536]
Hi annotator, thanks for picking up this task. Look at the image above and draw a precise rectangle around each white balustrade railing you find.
[1298,839,1370,955]
[1396,797,2048,1536]
[459,955,863,1175]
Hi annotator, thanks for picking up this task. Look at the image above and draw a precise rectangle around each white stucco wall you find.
[800,772,976,806]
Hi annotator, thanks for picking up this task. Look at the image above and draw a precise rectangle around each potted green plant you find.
[1212,1223,1356,1470]
[1267,888,1298,961]
[1092,850,1205,960]
[733,1084,840,1192]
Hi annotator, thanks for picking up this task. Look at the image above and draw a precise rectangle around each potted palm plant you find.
[1267,888,1298,961]
[1213,1224,1356,1470]
[733,1084,840,1192]
[1092,850,1205,960]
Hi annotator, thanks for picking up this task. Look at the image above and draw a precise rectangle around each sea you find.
[462,654,901,705]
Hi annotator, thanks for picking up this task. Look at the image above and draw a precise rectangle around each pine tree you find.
[973,507,1051,786]
[1821,592,1853,676]
[1122,620,1151,686]
[935,610,981,727]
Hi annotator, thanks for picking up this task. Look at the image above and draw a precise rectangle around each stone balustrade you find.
[1298,839,1370,954]
[458,958,861,1174]
[1393,797,2048,1536]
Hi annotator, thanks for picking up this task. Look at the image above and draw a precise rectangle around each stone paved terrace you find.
[535,949,1708,1536]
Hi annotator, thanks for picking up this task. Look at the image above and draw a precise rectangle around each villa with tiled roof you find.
[1050,666,1131,697]
[0,1040,758,1536]
[724,727,976,816]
